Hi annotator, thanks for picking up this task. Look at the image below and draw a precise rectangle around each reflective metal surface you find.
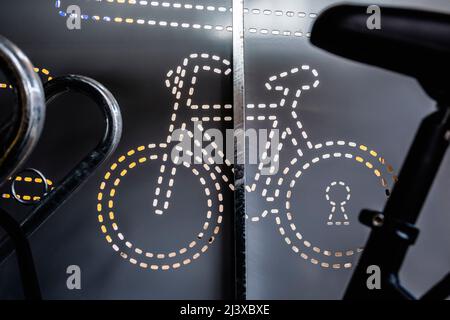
[0,36,46,186]
[0,0,448,300]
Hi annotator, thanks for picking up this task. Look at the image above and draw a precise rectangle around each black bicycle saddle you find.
[310,4,450,105]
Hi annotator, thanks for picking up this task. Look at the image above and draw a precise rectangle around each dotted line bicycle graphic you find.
[97,52,398,271]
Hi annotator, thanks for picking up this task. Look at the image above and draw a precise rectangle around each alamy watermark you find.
[366,5,381,30]
[170,122,280,175]
[66,265,81,290]
[66,5,82,30]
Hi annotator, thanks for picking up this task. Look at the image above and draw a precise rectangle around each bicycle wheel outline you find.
[96,143,225,271]
[276,141,397,269]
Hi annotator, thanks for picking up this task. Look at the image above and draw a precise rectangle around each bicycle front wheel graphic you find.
[96,143,226,271]
[277,140,397,270]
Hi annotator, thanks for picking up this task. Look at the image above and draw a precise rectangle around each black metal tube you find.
[0,208,41,300]
[383,107,450,224]
[345,108,450,300]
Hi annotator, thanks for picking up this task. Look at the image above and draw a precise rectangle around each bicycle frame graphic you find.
[0,0,399,273]
[96,52,398,271]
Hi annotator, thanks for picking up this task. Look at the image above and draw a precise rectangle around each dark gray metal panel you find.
[244,0,450,299]
[0,0,448,300]
[0,0,234,299]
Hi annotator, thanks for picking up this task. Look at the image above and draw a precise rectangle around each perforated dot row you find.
[92,0,319,20]
[1,176,54,202]
[55,0,314,38]
[0,67,52,89]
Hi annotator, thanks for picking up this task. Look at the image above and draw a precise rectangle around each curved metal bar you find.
[0,75,122,263]
[0,35,46,186]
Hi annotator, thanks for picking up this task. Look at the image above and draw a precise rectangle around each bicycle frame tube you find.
[345,106,450,300]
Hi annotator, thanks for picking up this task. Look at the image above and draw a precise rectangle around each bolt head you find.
[372,213,385,227]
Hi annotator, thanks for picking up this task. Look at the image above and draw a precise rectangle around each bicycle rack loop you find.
[0,35,46,300]
[0,73,123,299]
[0,35,46,186]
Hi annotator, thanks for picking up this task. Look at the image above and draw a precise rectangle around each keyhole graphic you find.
[325,181,351,226]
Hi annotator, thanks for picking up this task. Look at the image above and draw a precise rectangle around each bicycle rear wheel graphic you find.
[277,141,397,269]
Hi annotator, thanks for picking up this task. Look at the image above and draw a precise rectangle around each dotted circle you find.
[278,142,396,269]
[96,144,224,270]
